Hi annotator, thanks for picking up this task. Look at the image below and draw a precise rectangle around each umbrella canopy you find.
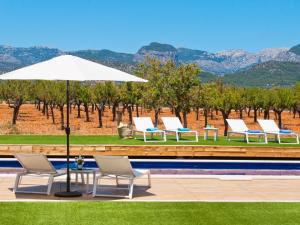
[0,55,147,197]
[0,54,147,82]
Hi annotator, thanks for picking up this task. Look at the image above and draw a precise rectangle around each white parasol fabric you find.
[0,54,147,82]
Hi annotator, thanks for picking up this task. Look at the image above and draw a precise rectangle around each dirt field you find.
[0,104,299,136]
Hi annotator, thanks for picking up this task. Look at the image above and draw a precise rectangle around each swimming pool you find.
[2,158,300,175]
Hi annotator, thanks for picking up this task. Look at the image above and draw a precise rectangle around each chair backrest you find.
[257,119,280,132]
[94,156,134,177]
[161,117,183,130]
[133,117,154,131]
[226,119,248,132]
[15,153,56,174]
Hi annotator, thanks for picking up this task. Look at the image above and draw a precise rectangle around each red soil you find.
[0,104,299,136]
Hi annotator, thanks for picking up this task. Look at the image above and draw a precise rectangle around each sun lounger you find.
[161,117,198,142]
[14,153,66,195]
[258,119,299,144]
[92,156,151,199]
[226,119,267,144]
[133,117,166,142]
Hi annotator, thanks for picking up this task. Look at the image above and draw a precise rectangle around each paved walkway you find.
[1,174,300,201]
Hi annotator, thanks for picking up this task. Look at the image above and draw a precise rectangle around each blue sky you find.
[0,0,299,53]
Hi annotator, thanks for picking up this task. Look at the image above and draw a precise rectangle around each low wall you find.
[1,145,300,158]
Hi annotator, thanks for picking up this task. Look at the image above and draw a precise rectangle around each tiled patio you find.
[1,174,300,201]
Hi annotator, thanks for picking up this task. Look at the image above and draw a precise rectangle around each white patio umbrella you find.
[0,55,147,197]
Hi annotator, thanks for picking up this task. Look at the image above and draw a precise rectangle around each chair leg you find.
[92,176,99,197]
[278,134,281,144]
[13,174,21,193]
[148,173,151,187]
[246,133,249,143]
[128,178,134,199]
[143,132,147,142]
[296,135,299,144]
[47,175,54,195]
[80,173,85,185]
[116,175,119,186]
[176,132,179,142]
[195,132,198,142]
[264,134,268,144]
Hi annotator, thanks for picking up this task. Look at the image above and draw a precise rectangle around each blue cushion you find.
[247,130,262,134]
[146,127,159,131]
[280,129,292,134]
[178,128,190,132]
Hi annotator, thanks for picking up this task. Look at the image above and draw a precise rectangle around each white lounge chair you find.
[258,119,299,144]
[161,117,198,142]
[133,117,166,142]
[14,153,66,195]
[226,119,267,144]
[92,156,151,199]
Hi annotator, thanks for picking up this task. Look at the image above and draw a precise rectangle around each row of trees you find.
[0,58,299,136]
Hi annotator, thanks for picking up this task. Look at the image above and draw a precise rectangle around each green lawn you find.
[1,202,300,225]
[0,135,298,147]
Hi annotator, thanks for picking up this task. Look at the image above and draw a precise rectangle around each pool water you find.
[2,159,300,171]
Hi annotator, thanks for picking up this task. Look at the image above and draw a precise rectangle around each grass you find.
[0,135,298,147]
[1,202,300,225]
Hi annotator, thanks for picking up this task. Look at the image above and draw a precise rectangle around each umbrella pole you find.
[55,80,82,197]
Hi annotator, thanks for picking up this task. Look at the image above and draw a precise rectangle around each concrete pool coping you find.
[2,174,300,202]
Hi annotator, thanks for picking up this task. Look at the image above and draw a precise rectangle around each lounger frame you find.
[133,117,166,142]
[161,117,198,142]
[14,154,66,195]
[258,119,299,144]
[92,156,151,199]
[226,119,268,144]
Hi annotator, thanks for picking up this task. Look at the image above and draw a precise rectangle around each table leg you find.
[86,172,89,194]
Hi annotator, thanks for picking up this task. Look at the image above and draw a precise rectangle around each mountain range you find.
[1,42,300,86]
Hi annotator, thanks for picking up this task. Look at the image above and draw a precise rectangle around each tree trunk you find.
[221,110,229,136]
[59,105,64,130]
[204,108,208,127]
[50,104,55,124]
[38,100,41,111]
[254,108,258,122]
[195,108,199,121]
[263,109,270,119]
[84,103,90,122]
[91,104,95,114]
[45,103,49,119]
[183,111,188,128]
[154,109,159,127]
[277,111,282,129]
[175,108,182,122]
[127,105,133,126]
[77,102,81,118]
[10,98,23,125]
[96,105,103,128]
[136,105,139,117]
[112,102,118,121]
[239,109,243,119]
[247,107,251,117]
[42,101,46,115]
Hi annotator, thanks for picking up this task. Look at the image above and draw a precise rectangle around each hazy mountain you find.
[223,61,300,87]
[133,42,177,63]
[1,42,300,86]
[69,49,134,64]
[290,44,300,55]
[132,43,300,75]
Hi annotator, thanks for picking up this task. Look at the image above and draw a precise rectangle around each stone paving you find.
[1,174,300,201]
